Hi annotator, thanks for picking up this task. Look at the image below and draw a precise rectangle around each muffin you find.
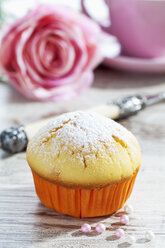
[26,111,141,218]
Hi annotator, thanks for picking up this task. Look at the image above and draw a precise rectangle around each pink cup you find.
[81,0,165,58]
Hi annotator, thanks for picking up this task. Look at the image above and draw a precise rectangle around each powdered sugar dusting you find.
[29,111,136,162]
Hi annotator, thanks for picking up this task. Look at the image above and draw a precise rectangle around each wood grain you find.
[0,67,165,248]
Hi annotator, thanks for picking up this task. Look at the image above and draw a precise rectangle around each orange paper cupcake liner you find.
[32,169,138,218]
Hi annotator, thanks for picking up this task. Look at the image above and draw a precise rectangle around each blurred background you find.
[0,0,106,23]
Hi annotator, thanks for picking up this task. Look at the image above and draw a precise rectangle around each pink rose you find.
[0,5,103,101]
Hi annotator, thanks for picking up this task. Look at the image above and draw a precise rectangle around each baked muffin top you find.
[26,111,141,188]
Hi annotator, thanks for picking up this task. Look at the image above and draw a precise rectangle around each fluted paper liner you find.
[32,169,138,218]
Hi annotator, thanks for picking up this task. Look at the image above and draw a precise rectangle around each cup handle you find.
[81,0,111,33]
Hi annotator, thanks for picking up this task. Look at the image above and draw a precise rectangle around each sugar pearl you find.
[124,204,134,214]
[115,228,125,238]
[120,215,129,225]
[145,230,155,241]
[95,223,106,234]
[81,223,91,233]
[127,235,136,244]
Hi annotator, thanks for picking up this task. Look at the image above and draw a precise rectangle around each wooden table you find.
[0,67,165,248]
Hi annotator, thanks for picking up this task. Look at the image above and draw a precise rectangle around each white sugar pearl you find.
[81,223,91,233]
[145,230,155,241]
[127,235,136,245]
[115,228,125,238]
[120,215,129,225]
[124,204,134,214]
[95,223,106,234]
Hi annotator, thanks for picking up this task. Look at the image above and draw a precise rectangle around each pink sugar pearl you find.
[115,228,125,238]
[120,215,129,225]
[95,223,106,234]
[81,223,91,233]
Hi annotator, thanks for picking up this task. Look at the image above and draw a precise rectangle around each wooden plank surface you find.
[0,67,165,248]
